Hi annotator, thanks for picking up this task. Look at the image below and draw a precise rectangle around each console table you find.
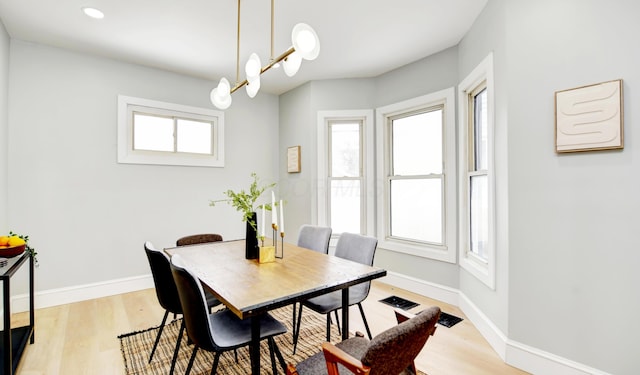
[0,252,34,375]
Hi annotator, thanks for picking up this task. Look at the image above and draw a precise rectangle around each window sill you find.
[378,238,456,263]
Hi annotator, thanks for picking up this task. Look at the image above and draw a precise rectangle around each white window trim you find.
[117,95,225,167]
[458,53,496,289]
[376,88,457,263]
[317,110,375,247]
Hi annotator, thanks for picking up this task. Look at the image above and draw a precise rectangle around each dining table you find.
[164,239,387,375]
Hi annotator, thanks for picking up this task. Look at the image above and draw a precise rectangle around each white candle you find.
[261,205,265,237]
[279,199,284,234]
[271,191,277,226]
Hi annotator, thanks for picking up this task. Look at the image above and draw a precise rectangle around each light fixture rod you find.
[235,0,241,84]
[230,46,295,94]
[270,0,275,61]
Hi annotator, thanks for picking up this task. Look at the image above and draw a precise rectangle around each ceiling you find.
[0,0,487,95]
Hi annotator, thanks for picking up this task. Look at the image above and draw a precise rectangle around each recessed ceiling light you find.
[82,7,105,19]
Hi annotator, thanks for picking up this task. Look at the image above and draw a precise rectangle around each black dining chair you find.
[144,241,222,375]
[292,232,378,354]
[170,253,289,375]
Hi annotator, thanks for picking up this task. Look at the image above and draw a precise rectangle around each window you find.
[117,95,224,167]
[317,110,374,242]
[458,53,495,288]
[329,120,363,234]
[376,88,456,263]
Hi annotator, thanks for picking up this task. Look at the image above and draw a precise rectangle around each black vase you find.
[245,212,259,259]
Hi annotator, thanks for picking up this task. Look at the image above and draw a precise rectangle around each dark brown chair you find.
[286,306,441,375]
[176,233,223,246]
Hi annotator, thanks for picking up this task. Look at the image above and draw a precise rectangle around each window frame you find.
[117,95,225,167]
[317,110,375,245]
[458,53,496,289]
[376,88,457,263]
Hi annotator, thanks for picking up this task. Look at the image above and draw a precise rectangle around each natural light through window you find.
[376,88,457,263]
[329,121,362,234]
[389,110,443,244]
[458,52,495,288]
[118,96,224,167]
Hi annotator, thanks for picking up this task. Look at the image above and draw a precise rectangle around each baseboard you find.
[9,274,154,313]
[382,272,610,375]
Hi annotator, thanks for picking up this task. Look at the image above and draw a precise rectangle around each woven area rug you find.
[119,306,342,375]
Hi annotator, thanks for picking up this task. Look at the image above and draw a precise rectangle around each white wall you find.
[503,1,640,373]
[0,21,8,232]
[7,40,280,294]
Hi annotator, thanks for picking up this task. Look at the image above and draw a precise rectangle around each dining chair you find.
[292,232,378,354]
[296,225,332,254]
[144,241,222,375]
[176,233,223,246]
[292,225,332,334]
[286,306,441,375]
[170,253,289,375]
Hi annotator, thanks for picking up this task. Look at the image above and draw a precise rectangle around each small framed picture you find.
[287,146,301,173]
[555,79,623,153]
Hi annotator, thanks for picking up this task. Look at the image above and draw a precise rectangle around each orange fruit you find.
[0,236,8,246]
[8,236,25,247]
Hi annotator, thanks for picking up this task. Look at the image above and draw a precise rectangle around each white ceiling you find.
[0,0,487,95]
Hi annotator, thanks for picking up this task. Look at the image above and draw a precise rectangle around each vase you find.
[245,212,259,259]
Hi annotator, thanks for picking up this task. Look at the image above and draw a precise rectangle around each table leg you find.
[249,315,260,374]
[3,277,12,375]
[341,288,349,340]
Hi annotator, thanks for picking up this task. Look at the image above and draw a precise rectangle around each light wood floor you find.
[11,281,529,375]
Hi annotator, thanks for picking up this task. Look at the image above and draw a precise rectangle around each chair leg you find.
[169,320,186,375]
[185,347,198,375]
[268,338,278,375]
[357,302,372,339]
[272,337,287,373]
[210,352,221,375]
[149,310,169,363]
[292,303,304,355]
[326,314,331,342]
[333,310,342,335]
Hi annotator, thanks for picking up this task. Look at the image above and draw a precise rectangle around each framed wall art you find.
[287,145,301,173]
[555,79,623,153]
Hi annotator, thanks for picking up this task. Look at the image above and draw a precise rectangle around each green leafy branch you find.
[209,173,276,233]
[9,231,38,266]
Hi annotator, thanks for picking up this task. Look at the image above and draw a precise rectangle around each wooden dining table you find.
[164,239,387,375]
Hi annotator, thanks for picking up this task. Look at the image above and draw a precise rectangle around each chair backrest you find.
[176,233,223,246]
[334,233,378,303]
[361,306,441,375]
[144,241,182,314]
[170,254,217,352]
[297,225,332,254]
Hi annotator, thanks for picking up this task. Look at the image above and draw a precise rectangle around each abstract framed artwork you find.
[555,79,623,153]
[287,145,301,173]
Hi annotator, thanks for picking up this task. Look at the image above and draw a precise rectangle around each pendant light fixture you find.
[210,0,320,110]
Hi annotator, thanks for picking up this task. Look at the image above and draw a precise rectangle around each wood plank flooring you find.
[11,281,529,374]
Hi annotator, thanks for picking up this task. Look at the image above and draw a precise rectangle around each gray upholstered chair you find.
[286,306,441,375]
[292,232,377,354]
[170,254,288,375]
[144,242,222,375]
[176,233,223,246]
[296,225,332,254]
[292,225,333,333]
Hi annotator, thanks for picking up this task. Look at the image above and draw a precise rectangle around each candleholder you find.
[276,231,285,259]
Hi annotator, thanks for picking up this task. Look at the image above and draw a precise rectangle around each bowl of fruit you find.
[0,235,27,257]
